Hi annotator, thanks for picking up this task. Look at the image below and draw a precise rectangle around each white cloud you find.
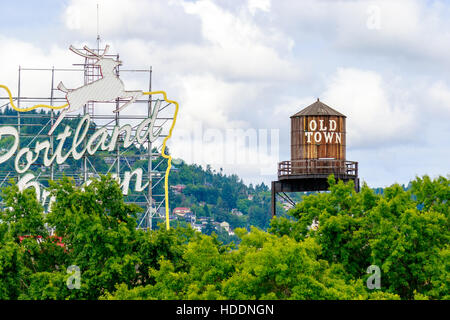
[180,0,297,81]
[321,68,417,148]
[63,0,201,44]
[173,73,267,129]
[333,0,450,63]
[0,36,78,103]
[170,122,280,185]
[62,0,300,112]
[2,0,447,187]
[427,81,450,117]
[248,0,271,15]
[270,0,450,65]
[273,96,317,118]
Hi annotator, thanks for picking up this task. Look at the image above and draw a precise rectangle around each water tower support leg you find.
[271,181,277,217]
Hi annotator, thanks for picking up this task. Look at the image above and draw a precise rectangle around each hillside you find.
[165,160,272,242]
[0,108,273,242]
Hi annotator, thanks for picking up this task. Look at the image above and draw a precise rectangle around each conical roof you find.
[291,98,346,118]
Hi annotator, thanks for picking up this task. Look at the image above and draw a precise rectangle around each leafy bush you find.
[0,174,447,300]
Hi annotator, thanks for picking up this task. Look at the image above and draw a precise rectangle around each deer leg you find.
[114,91,142,113]
[57,81,69,93]
[48,109,68,136]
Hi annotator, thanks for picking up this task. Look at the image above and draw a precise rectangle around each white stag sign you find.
[49,45,142,135]
[0,43,179,230]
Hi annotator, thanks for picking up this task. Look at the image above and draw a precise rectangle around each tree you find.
[366,176,449,299]
[0,238,24,299]
[237,198,251,214]
[103,234,233,300]
[248,205,270,230]
[271,175,449,299]
[0,173,447,300]
[223,228,371,299]
[33,175,142,299]
[1,183,47,239]
[222,183,236,209]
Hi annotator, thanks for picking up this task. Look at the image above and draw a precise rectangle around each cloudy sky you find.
[0,0,449,187]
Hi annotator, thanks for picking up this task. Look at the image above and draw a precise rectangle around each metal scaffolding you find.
[0,46,176,230]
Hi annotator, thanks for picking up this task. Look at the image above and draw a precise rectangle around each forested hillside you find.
[167,160,272,230]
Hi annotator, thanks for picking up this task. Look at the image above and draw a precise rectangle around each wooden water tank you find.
[273,99,358,216]
[291,98,346,161]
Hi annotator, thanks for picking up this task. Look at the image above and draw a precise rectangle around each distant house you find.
[139,155,148,161]
[308,219,319,231]
[220,221,230,232]
[248,194,254,201]
[121,156,136,166]
[185,213,195,223]
[170,184,186,194]
[219,221,235,236]
[58,163,70,172]
[192,224,203,233]
[104,156,115,164]
[231,208,243,216]
[173,207,191,217]
[197,217,209,225]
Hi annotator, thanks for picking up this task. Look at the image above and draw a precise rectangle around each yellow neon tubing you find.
[0,84,69,111]
[143,91,179,231]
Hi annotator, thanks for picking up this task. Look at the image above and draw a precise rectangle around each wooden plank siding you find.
[272,101,359,216]
[291,115,346,161]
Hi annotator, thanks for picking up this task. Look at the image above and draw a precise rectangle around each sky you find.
[0,0,449,188]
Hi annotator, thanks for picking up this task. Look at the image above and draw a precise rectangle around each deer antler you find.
[84,45,110,58]
[69,45,100,59]
[102,44,110,56]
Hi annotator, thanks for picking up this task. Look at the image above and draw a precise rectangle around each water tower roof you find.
[291,98,346,118]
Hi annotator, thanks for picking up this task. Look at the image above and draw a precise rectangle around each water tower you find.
[271,99,359,216]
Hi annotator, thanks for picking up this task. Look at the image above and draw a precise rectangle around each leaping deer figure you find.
[48,44,142,135]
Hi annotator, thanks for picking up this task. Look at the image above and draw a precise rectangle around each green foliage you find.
[0,240,24,299]
[1,183,47,239]
[0,173,447,300]
[271,174,449,299]
[223,228,366,300]
[168,160,270,230]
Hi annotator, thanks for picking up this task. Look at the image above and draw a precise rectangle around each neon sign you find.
[0,44,179,230]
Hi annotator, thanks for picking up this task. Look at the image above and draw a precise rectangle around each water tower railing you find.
[278,159,358,177]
